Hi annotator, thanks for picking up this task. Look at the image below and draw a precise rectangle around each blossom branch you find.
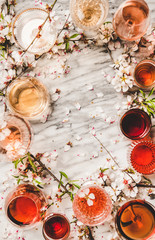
[28,152,95,240]
[93,135,155,189]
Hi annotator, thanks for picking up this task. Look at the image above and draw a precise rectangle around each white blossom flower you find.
[112,71,134,92]
[122,95,133,109]
[79,188,95,206]
[98,22,114,43]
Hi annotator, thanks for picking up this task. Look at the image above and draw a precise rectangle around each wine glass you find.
[120,109,151,140]
[115,200,155,240]
[0,114,32,160]
[6,77,50,121]
[72,182,112,226]
[12,8,57,54]
[5,184,47,229]
[113,0,150,41]
[134,59,155,89]
[129,140,155,175]
[42,213,70,240]
[70,0,109,31]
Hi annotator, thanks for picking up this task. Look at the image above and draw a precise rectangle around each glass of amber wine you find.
[129,140,155,175]
[113,0,150,41]
[120,109,151,140]
[5,184,47,229]
[70,0,109,31]
[6,77,50,121]
[134,59,155,89]
[115,200,155,240]
[42,213,70,240]
[72,183,112,226]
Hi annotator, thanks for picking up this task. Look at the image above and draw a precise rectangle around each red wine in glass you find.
[42,214,70,240]
[115,200,155,240]
[120,109,151,140]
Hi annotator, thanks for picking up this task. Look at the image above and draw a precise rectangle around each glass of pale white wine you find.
[70,0,109,31]
[6,77,50,121]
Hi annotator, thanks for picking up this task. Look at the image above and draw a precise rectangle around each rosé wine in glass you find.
[73,184,112,226]
[129,140,155,175]
[5,184,47,229]
[113,0,150,41]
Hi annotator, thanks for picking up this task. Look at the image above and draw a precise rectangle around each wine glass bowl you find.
[70,0,109,31]
[6,77,50,121]
[113,0,150,41]
[5,184,47,229]
[0,114,32,160]
[129,140,155,175]
[134,59,155,89]
[12,8,57,54]
[120,109,151,140]
[72,184,112,226]
[115,200,155,240]
[42,213,70,240]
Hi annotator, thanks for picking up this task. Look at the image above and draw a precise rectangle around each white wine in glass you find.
[70,0,109,31]
[113,0,150,41]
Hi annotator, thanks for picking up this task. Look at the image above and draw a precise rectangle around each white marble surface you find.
[0,0,155,240]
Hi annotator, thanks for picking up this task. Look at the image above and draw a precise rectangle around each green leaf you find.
[13,175,19,178]
[57,42,63,46]
[148,88,154,97]
[65,41,69,52]
[59,171,68,179]
[72,183,80,189]
[28,155,37,171]
[1,13,4,20]
[100,168,109,173]
[17,178,21,184]
[58,180,63,189]
[69,34,79,39]
[139,89,145,98]
[70,192,74,201]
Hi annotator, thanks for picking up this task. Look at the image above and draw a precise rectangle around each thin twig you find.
[87,226,95,240]
[57,13,70,38]
[29,153,69,193]
[29,153,95,240]
[93,135,155,189]
[21,0,57,56]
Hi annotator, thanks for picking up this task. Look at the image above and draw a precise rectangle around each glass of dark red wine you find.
[120,109,151,140]
[134,59,155,89]
[115,200,155,240]
[129,140,155,175]
[42,213,70,240]
[5,184,47,229]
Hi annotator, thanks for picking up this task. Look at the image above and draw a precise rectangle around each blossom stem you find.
[29,152,95,240]
[93,135,155,189]
[29,153,69,193]
[21,0,57,56]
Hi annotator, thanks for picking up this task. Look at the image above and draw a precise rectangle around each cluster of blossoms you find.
[111,54,134,92]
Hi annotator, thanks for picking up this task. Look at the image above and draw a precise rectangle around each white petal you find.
[78,191,85,198]
[83,188,90,195]
[87,198,93,206]
[89,193,95,200]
